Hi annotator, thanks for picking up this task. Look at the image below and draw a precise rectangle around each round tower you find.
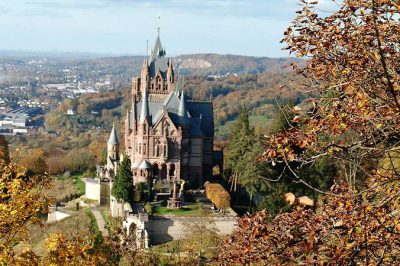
[108,125,120,164]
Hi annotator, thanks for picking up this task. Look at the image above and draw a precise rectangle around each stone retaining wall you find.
[146,216,237,245]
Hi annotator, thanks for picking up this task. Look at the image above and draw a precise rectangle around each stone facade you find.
[124,34,216,187]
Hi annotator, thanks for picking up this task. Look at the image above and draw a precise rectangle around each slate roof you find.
[132,160,141,169]
[138,160,152,169]
[108,125,119,145]
[139,86,150,123]
[131,91,213,138]
[149,35,168,79]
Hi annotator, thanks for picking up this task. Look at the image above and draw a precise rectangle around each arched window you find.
[153,163,159,177]
[163,145,167,157]
[160,164,167,179]
[169,142,175,157]
[143,143,147,155]
[169,164,175,177]
[139,143,142,154]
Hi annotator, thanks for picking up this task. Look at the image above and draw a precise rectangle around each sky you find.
[0,0,338,57]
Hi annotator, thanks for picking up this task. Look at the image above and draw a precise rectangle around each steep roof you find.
[138,160,152,169]
[108,125,119,145]
[149,35,168,79]
[178,90,190,125]
[139,87,150,124]
[150,35,165,61]
[131,91,213,137]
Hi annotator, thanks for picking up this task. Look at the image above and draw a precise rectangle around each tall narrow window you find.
[144,143,147,155]
[139,143,142,154]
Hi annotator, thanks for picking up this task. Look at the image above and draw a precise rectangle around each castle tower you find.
[107,125,120,171]
[126,31,216,187]
[132,32,175,102]
[167,58,174,85]
[140,60,149,92]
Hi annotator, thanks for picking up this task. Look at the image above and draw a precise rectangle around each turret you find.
[167,59,174,84]
[139,86,150,125]
[108,125,119,162]
[178,89,190,125]
[140,60,149,92]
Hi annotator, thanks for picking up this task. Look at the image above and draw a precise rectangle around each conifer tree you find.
[111,156,134,203]
[225,106,268,207]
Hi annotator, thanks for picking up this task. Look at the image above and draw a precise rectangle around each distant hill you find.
[175,54,301,75]
[0,52,302,88]
[88,54,302,77]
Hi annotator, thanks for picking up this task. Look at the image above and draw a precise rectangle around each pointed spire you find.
[178,90,186,116]
[178,88,190,124]
[167,58,174,83]
[108,124,119,145]
[140,86,150,124]
[150,34,164,61]
[141,59,149,75]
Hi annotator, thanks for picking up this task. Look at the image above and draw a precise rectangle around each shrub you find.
[204,182,231,210]
[144,202,153,215]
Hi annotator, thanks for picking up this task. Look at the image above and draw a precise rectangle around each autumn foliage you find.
[219,0,400,264]
[219,183,400,264]
[205,182,231,209]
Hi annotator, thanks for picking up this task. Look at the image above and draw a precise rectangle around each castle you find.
[124,33,217,187]
[86,33,223,207]
[83,32,232,247]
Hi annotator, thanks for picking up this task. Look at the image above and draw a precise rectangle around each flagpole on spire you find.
[157,16,161,37]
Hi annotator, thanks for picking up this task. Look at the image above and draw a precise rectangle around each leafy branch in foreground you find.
[219,0,400,264]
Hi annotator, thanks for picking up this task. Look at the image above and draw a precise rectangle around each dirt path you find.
[91,207,108,236]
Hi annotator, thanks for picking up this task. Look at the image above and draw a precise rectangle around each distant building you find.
[0,107,44,135]
[67,109,75,115]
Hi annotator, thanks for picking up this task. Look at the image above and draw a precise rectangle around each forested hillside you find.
[87,54,301,82]
[7,68,305,176]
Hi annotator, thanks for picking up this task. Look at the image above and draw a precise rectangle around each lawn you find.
[71,172,85,195]
[153,204,205,216]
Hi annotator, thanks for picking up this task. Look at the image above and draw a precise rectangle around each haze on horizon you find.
[0,0,337,57]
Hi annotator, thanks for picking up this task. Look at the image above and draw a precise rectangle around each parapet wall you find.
[146,216,237,245]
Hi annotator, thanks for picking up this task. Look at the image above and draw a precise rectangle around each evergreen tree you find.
[225,106,268,207]
[111,156,134,203]
[268,102,294,134]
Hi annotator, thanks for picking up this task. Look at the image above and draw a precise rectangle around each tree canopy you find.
[220,0,400,264]
[111,156,134,203]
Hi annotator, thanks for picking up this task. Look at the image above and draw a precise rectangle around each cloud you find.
[21,0,300,20]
